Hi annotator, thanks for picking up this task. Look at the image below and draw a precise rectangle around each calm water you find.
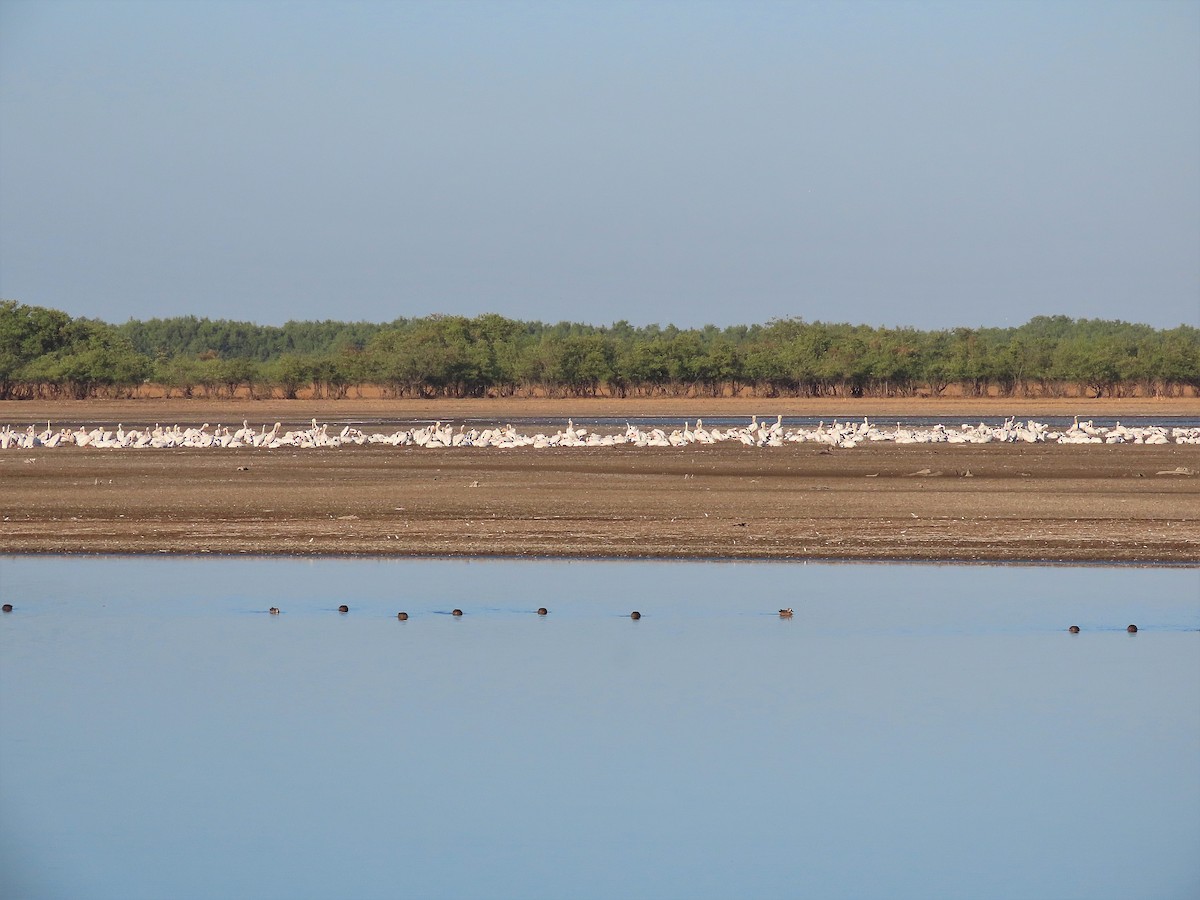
[9,414,1200,432]
[1,557,1198,900]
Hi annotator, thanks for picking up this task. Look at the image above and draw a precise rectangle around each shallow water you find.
[1,558,1198,900]
[10,413,1200,432]
[456,414,1200,430]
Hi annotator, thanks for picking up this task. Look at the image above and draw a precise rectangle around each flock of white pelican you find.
[2,416,1198,451]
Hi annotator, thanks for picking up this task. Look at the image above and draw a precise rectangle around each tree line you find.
[1,300,1196,401]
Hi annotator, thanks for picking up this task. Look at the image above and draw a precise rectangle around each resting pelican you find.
[5,416,1195,455]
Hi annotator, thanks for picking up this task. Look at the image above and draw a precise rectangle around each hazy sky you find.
[1,0,1197,330]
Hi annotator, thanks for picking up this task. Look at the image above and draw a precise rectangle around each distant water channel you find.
[2,557,1198,900]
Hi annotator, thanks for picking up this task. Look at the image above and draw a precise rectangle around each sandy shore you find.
[2,397,1198,563]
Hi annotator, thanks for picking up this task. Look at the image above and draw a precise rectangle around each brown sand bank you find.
[2,431,1197,563]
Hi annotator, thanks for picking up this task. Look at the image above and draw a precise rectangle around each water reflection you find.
[2,557,1198,900]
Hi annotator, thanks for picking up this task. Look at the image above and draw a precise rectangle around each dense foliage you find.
[0,302,151,400]
[1,300,1196,400]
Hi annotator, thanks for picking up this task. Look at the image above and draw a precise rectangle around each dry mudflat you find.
[2,397,1198,563]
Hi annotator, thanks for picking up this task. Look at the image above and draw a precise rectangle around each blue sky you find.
[1,0,1197,329]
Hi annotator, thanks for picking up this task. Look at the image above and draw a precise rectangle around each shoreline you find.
[3,440,1197,564]
[2,549,1195,567]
